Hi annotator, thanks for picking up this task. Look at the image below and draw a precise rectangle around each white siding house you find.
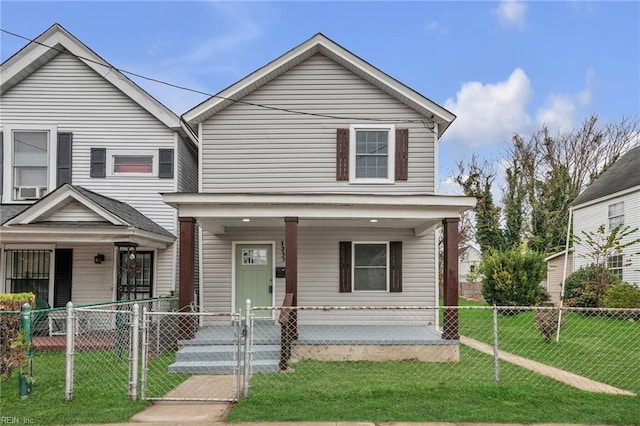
[0,24,198,307]
[571,146,640,285]
[164,34,475,335]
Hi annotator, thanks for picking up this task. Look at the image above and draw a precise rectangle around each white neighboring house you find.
[571,146,640,285]
[459,246,482,284]
[164,33,476,338]
[543,249,574,304]
[0,24,198,308]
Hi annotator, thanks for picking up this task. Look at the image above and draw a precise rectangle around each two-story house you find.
[164,34,475,340]
[571,146,640,285]
[0,24,198,308]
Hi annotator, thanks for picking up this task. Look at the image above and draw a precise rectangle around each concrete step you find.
[175,345,280,362]
[168,359,280,374]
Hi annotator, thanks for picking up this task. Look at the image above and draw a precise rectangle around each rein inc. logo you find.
[0,418,34,424]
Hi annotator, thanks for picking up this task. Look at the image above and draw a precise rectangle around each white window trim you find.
[3,124,58,203]
[607,253,624,280]
[352,241,390,292]
[349,124,395,184]
[608,201,624,229]
[107,149,158,177]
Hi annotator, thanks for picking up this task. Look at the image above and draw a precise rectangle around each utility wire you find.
[1,28,436,128]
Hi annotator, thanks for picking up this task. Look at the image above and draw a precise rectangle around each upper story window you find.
[107,150,158,176]
[608,202,624,229]
[349,124,395,184]
[3,125,58,202]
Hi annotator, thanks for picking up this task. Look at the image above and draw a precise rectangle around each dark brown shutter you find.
[0,132,3,200]
[90,148,106,178]
[395,128,409,181]
[336,128,349,181]
[57,133,73,187]
[339,241,352,292]
[159,148,174,178]
[390,241,403,292]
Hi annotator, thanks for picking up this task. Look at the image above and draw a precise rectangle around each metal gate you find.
[140,310,245,402]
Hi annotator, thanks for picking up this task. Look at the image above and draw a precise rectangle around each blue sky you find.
[1,1,639,190]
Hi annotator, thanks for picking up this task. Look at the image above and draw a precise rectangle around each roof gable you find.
[571,146,640,207]
[183,33,455,137]
[1,24,185,134]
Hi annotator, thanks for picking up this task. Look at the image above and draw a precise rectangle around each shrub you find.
[603,283,640,309]
[563,265,621,307]
[480,247,547,307]
[0,293,35,378]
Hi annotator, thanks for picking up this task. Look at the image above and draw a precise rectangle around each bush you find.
[0,293,35,378]
[563,265,621,307]
[480,247,547,307]
[603,283,640,308]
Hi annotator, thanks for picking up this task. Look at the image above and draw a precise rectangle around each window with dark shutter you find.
[158,148,174,179]
[57,133,73,187]
[390,241,403,292]
[90,148,106,178]
[336,129,349,181]
[395,129,408,181]
[339,241,352,292]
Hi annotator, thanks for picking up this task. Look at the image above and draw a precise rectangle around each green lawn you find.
[228,346,640,424]
[0,350,188,425]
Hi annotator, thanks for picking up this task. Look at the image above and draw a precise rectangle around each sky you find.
[1,1,639,192]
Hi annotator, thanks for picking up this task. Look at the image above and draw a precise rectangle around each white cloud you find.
[495,0,527,31]
[438,177,463,195]
[425,20,448,35]
[443,68,533,147]
[535,72,593,132]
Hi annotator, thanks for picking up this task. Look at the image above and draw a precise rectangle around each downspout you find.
[555,206,573,343]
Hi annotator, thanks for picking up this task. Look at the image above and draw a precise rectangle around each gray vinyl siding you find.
[546,253,573,304]
[573,191,640,285]
[70,244,114,304]
[177,135,198,193]
[0,52,177,234]
[201,227,436,324]
[200,54,436,194]
[38,200,105,222]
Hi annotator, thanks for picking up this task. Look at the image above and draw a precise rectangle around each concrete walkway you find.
[460,335,635,396]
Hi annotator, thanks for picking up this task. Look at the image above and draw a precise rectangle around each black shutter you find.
[390,241,403,292]
[0,132,3,200]
[158,148,174,178]
[339,241,352,292]
[336,129,349,181]
[90,148,106,178]
[57,133,73,187]
[395,129,408,181]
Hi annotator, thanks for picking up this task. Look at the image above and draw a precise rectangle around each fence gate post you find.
[492,304,500,385]
[242,299,252,398]
[140,307,148,400]
[65,301,74,401]
[19,303,32,400]
[129,304,140,401]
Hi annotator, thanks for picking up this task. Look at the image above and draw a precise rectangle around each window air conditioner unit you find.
[16,186,47,200]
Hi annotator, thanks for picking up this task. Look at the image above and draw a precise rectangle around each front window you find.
[118,251,153,300]
[10,129,53,201]
[349,125,395,183]
[4,250,51,303]
[607,254,623,280]
[608,202,624,229]
[353,243,388,291]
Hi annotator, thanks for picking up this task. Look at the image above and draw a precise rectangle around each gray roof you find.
[0,204,30,225]
[73,186,175,238]
[571,146,640,207]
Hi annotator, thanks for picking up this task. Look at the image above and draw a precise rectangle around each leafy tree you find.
[479,246,547,307]
[563,265,621,308]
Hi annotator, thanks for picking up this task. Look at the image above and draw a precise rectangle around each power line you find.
[0,27,436,128]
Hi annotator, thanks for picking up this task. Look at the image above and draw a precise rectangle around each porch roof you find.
[163,192,476,236]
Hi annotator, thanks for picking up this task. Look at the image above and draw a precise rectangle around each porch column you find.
[442,217,459,340]
[284,217,298,306]
[178,216,196,339]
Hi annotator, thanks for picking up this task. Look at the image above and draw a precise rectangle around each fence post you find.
[235,311,242,400]
[492,304,500,385]
[140,307,148,400]
[129,303,139,401]
[242,299,252,398]
[65,301,74,401]
[19,303,32,400]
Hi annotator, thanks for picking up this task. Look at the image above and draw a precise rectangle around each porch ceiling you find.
[163,192,477,236]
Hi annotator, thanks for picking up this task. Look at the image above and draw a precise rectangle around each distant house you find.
[458,246,483,300]
[543,249,574,304]
[571,146,640,285]
[0,24,198,308]
[164,33,476,340]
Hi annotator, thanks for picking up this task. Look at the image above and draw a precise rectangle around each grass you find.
[228,346,640,424]
[0,349,189,425]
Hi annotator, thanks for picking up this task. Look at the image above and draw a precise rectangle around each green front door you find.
[235,244,273,318]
